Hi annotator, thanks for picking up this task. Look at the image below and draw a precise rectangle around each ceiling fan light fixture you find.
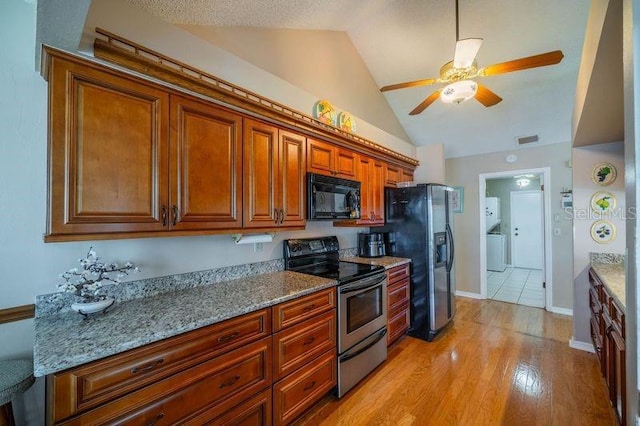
[440,80,478,104]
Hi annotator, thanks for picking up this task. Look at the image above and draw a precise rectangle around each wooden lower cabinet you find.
[58,337,272,425]
[47,290,338,426]
[386,264,410,346]
[272,290,337,425]
[588,267,626,425]
[273,349,336,426]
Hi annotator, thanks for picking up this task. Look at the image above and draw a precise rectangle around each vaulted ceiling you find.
[125,0,591,158]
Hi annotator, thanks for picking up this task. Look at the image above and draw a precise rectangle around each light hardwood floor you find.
[295,297,616,426]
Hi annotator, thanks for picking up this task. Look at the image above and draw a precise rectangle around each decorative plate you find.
[313,100,337,126]
[591,162,617,186]
[338,111,357,133]
[590,220,616,244]
[590,191,616,214]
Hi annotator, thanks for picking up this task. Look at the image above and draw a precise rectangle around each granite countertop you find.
[34,271,336,377]
[590,253,625,313]
[343,255,411,269]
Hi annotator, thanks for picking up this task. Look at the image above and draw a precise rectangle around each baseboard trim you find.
[548,306,573,316]
[455,291,483,299]
[569,339,595,353]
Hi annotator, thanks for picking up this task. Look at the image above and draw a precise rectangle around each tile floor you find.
[487,267,545,308]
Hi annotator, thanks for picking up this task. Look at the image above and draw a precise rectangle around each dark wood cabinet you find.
[588,268,626,425]
[243,119,306,229]
[169,94,243,231]
[386,264,410,346]
[47,53,170,240]
[307,139,357,179]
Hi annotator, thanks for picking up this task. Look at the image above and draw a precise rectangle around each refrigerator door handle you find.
[446,223,454,272]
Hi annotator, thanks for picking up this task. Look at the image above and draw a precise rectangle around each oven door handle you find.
[339,274,386,294]
[340,328,387,362]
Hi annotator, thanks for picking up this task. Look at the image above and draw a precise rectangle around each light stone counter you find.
[590,253,625,313]
[342,256,411,269]
[34,271,336,377]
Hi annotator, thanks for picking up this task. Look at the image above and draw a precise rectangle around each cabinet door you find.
[611,329,626,426]
[385,163,401,186]
[335,148,358,180]
[170,95,242,230]
[47,57,169,238]
[357,155,373,221]
[244,119,279,228]
[371,159,385,223]
[279,130,306,227]
[401,168,414,183]
[306,139,335,176]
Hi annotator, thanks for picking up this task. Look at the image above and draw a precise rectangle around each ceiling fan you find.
[380,0,564,115]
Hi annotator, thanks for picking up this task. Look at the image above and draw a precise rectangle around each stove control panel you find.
[284,236,339,260]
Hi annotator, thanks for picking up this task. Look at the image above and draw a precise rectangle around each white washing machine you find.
[487,233,507,272]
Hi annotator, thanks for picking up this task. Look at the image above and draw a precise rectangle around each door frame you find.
[478,167,553,310]
[510,190,544,270]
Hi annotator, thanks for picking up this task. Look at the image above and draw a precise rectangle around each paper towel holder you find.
[232,233,275,245]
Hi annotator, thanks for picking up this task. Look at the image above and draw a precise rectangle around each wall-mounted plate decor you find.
[590,220,616,244]
[338,111,357,133]
[590,191,616,214]
[313,100,337,126]
[591,162,617,186]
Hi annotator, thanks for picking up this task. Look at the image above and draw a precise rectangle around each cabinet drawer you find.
[49,308,271,422]
[589,287,602,316]
[59,337,272,425]
[273,349,336,426]
[186,388,272,426]
[273,288,336,332]
[610,299,625,339]
[273,310,336,381]
[387,264,410,285]
[388,306,410,346]
[388,278,409,311]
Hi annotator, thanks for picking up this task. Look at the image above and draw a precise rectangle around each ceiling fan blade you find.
[380,78,438,92]
[409,90,442,115]
[453,38,483,68]
[475,84,502,107]
[480,50,564,76]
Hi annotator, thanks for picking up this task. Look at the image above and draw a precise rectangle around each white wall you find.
[571,141,625,344]
[413,144,445,184]
[445,143,573,309]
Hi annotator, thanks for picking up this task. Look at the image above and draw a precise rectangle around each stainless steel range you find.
[284,236,388,397]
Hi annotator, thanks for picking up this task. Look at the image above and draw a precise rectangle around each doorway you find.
[479,168,552,310]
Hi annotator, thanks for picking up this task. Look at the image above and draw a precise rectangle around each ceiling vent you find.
[516,135,539,145]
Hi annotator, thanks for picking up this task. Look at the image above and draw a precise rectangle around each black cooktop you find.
[293,261,383,284]
[284,236,384,284]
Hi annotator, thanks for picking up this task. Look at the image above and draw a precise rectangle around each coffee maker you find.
[357,233,385,258]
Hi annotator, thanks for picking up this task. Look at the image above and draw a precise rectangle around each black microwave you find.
[307,173,361,220]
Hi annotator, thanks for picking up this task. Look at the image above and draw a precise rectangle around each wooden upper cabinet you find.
[339,154,384,226]
[243,118,306,229]
[46,55,169,240]
[279,130,306,227]
[169,95,242,230]
[386,163,414,187]
[307,139,357,180]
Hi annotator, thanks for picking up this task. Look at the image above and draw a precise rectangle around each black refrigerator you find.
[379,184,455,341]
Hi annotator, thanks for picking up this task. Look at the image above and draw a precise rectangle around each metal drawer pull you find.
[219,374,240,389]
[171,205,179,226]
[161,205,168,227]
[131,358,164,374]
[302,304,316,312]
[146,413,164,426]
[217,331,240,343]
[303,336,316,346]
[303,380,316,391]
